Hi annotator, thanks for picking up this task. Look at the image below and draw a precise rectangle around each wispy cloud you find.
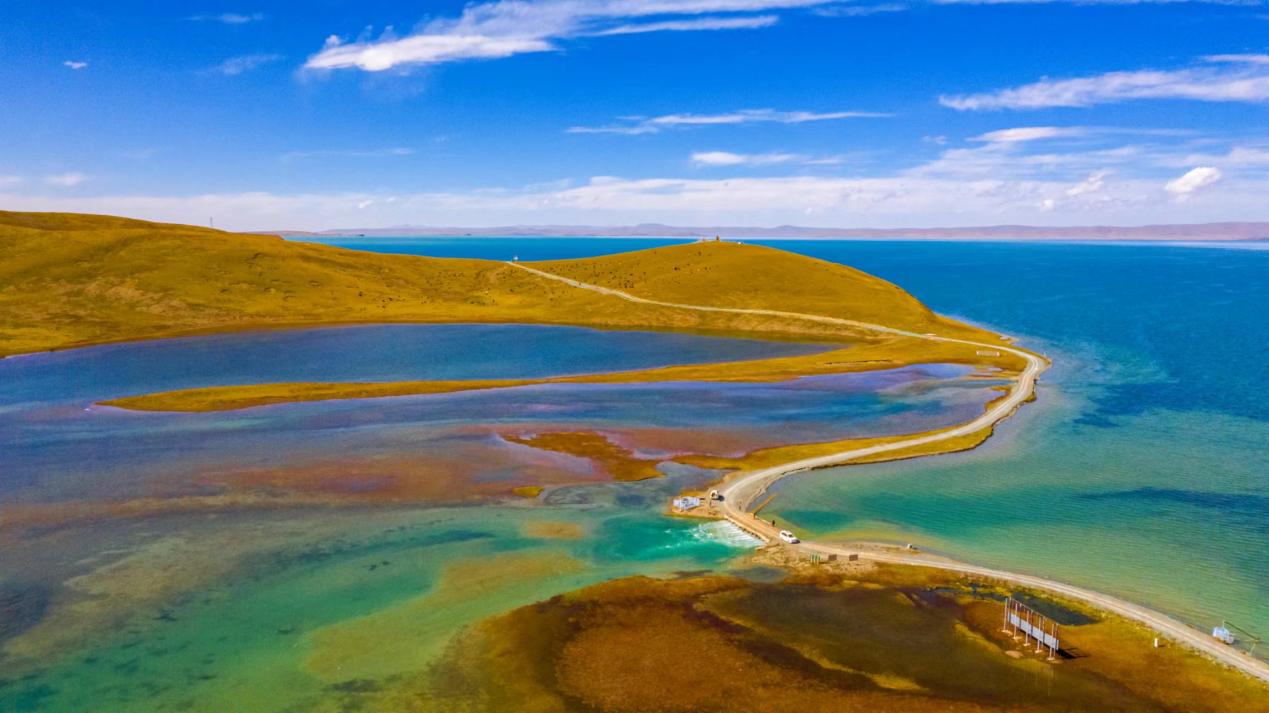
[692,151,802,166]
[972,126,1089,143]
[63,60,88,70]
[187,12,265,25]
[1065,169,1111,197]
[569,108,889,134]
[9,168,1261,231]
[691,150,847,166]
[593,15,779,36]
[208,53,283,76]
[1202,53,1269,65]
[1162,144,1269,168]
[280,147,415,162]
[942,55,1269,110]
[45,173,89,188]
[1165,166,1222,197]
[0,175,23,189]
[304,0,838,72]
[813,3,908,16]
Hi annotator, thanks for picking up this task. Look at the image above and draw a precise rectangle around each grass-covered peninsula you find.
[1,210,1000,358]
[0,210,1029,413]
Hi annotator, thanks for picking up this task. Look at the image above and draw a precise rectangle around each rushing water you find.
[0,321,1001,711]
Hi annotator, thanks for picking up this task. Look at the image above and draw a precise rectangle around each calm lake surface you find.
[1,237,1265,711]
[0,321,999,711]
[305,236,1268,635]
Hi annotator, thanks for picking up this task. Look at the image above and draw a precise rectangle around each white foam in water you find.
[691,520,764,549]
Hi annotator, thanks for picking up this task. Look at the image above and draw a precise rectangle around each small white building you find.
[672,496,702,511]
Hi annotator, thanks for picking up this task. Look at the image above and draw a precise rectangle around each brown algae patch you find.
[314,572,1269,713]
[504,431,664,482]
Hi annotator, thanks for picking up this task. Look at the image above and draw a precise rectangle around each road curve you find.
[510,260,1269,683]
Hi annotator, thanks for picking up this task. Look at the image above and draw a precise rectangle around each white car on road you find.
[778,530,800,544]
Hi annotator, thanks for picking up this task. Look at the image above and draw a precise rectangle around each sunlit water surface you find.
[0,322,1000,711]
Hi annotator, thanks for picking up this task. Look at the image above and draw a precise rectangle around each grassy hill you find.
[534,241,999,342]
[0,211,1003,358]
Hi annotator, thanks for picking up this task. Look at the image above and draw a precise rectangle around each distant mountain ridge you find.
[270,222,1269,241]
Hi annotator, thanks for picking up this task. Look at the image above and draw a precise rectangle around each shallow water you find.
[0,322,1000,711]
[306,236,1268,638]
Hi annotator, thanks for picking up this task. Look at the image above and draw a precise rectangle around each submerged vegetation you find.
[313,567,1269,712]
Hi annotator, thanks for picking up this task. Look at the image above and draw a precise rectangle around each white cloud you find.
[8,167,1264,231]
[691,151,801,165]
[907,139,1142,180]
[690,150,848,166]
[307,35,555,72]
[813,3,908,15]
[1164,145,1269,169]
[941,56,1269,110]
[188,12,265,24]
[973,126,1088,143]
[63,60,88,70]
[44,173,89,188]
[1203,54,1269,65]
[1165,166,1222,197]
[304,0,837,72]
[569,108,888,134]
[1066,169,1111,197]
[280,148,415,162]
[209,54,283,76]
[593,14,779,36]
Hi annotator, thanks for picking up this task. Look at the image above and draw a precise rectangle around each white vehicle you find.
[778,530,800,544]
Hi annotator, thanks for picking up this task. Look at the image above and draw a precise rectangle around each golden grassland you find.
[1,210,998,357]
[532,243,1001,343]
[3,210,1027,412]
[310,565,1268,712]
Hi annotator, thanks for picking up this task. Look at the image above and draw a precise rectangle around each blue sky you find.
[1,0,1267,230]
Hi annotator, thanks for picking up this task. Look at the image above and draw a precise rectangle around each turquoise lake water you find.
[304,236,1268,636]
[0,321,1000,711]
[1,237,1265,711]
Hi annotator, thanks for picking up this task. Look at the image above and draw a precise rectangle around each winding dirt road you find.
[510,259,1269,683]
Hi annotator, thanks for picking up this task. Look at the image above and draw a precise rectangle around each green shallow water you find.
[1,501,751,712]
